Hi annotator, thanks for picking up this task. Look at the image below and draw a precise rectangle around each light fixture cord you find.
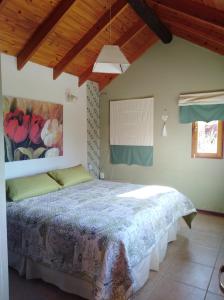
[109,0,112,44]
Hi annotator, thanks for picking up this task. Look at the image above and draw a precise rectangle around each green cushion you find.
[6,173,61,202]
[48,165,93,188]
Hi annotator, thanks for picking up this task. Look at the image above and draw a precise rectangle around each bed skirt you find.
[8,221,178,299]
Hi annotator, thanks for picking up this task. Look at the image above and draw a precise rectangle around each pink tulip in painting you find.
[3,97,63,161]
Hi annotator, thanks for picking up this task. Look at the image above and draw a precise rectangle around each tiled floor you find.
[9,214,224,300]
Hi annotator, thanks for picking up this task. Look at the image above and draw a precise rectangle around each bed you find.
[7,179,196,300]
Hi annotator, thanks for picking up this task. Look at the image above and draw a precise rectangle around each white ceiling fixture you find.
[92,0,130,74]
[93,45,130,73]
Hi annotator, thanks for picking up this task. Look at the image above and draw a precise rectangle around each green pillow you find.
[6,173,61,202]
[48,165,93,188]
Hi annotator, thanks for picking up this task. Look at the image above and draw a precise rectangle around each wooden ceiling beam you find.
[0,0,7,11]
[78,20,146,87]
[166,20,224,56]
[127,0,172,43]
[17,0,77,70]
[147,0,224,28]
[53,0,128,80]
[154,4,224,45]
[147,2,224,54]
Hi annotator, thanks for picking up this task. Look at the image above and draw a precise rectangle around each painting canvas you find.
[3,96,63,162]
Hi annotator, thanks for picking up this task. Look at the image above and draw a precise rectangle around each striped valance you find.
[178,91,224,123]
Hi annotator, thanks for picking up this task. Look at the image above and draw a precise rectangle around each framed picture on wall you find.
[3,96,63,162]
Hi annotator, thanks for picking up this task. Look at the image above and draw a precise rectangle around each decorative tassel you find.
[162,123,167,137]
[161,110,168,137]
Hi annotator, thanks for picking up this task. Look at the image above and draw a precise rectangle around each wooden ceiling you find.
[0,0,223,90]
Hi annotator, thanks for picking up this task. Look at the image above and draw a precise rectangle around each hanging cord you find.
[219,266,224,293]
[109,0,112,44]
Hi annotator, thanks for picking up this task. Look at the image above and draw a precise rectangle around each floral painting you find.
[4,96,63,162]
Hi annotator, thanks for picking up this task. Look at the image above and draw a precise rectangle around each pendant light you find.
[93,0,130,74]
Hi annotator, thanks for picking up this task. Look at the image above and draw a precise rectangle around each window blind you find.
[110,98,154,166]
[178,91,224,123]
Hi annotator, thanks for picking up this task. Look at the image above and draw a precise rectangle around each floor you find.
[9,214,224,300]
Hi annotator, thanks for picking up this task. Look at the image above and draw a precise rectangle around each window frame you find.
[192,120,224,159]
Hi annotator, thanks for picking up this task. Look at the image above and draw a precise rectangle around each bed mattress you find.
[7,179,196,300]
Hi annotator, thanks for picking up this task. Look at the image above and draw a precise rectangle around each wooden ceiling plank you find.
[78,20,146,86]
[148,0,224,28]
[17,0,77,70]
[0,0,7,11]
[166,20,224,55]
[148,1,224,51]
[127,0,172,43]
[147,0,224,54]
[53,0,128,80]
[155,4,224,45]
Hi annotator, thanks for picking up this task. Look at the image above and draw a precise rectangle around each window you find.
[192,120,224,159]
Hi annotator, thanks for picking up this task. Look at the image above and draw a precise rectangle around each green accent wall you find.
[100,37,224,213]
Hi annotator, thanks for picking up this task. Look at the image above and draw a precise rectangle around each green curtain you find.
[110,145,153,166]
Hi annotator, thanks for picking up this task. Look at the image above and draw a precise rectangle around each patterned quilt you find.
[7,179,196,300]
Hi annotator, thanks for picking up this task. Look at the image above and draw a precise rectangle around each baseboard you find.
[197,209,224,217]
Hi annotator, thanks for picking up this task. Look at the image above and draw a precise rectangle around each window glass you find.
[192,121,223,159]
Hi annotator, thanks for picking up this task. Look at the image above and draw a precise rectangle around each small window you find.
[192,120,223,159]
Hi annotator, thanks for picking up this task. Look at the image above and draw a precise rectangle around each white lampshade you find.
[93,45,130,74]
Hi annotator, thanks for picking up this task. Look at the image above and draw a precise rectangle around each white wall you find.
[1,54,87,179]
[0,55,9,300]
